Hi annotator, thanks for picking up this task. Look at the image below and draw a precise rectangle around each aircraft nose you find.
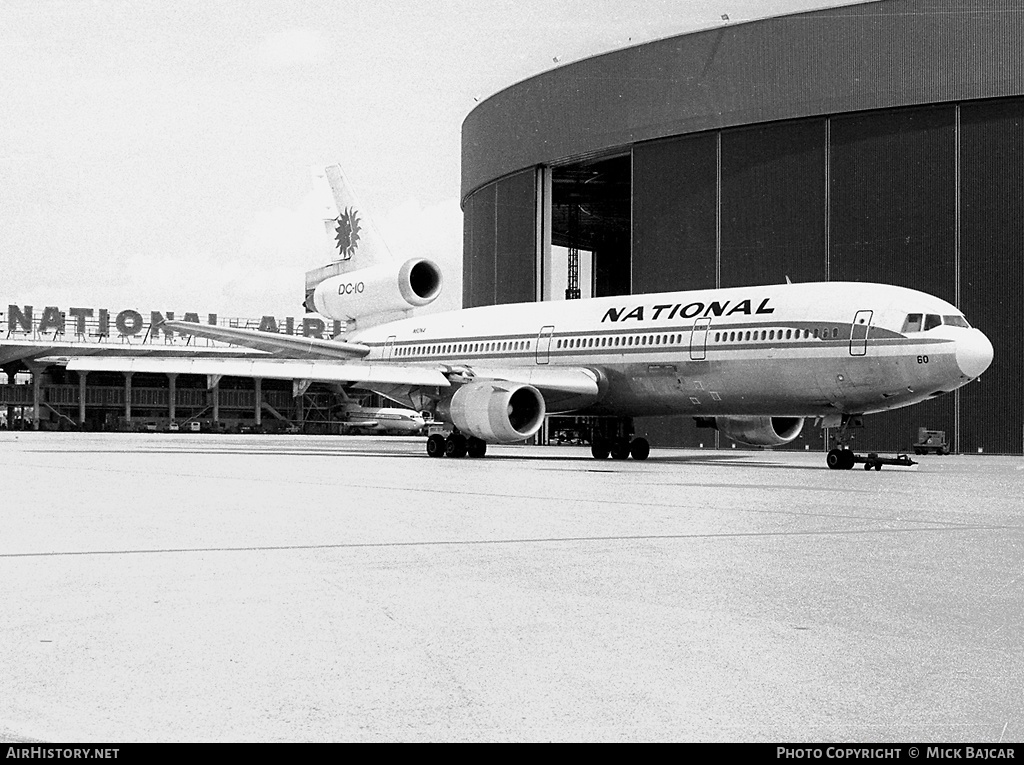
[957,329,994,380]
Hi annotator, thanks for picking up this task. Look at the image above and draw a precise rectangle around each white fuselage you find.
[336,405,425,434]
[347,282,992,419]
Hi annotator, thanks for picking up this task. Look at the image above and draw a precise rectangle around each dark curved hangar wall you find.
[461,0,1024,454]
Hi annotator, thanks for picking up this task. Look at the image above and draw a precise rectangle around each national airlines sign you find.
[5,305,342,340]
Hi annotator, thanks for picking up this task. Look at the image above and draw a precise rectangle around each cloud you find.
[240,190,325,268]
[378,196,464,312]
[258,28,327,69]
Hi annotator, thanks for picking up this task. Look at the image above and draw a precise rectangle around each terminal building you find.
[460,0,1024,455]
[0,305,350,432]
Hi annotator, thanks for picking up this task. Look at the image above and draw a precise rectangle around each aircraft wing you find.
[498,366,602,411]
[355,363,602,408]
[160,319,371,360]
[155,320,601,406]
[461,365,600,396]
[65,356,450,388]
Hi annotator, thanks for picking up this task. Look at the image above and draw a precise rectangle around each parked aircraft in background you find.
[67,165,993,469]
[334,403,425,435]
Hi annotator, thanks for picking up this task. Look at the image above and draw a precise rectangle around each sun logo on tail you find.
[334,207,362,260]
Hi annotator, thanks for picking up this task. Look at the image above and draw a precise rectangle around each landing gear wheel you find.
[591,438,610,459]
[444,434,468,458]
[610,438,631,460]
[827,448,855,470]
[467,437,487,458]
[426,434,446,458]
[629,437,650,460]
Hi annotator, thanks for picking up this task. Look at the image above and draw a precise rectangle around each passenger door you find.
[690,318,711,361]
[536,326,554,365]
[849,311,872,357]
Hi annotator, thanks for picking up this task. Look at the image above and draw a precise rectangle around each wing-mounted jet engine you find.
[704,416,805,447]
[445,381,545,442]
[427,381,546,458]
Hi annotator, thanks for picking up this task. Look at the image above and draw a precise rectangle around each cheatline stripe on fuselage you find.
[362,321,909,350]
[397,340,954,363]
[359,333,951,363]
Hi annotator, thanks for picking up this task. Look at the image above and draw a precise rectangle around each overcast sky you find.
[1,0,870,319]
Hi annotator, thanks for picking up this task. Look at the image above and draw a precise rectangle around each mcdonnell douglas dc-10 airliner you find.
[68,166,993,469]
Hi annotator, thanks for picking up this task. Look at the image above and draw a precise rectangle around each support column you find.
[167,373,177,423]
[207,375,222,429]
[31,365,41,431]
[5,367,15,431]
[124,372,133,427]
[254,377,262,428]
[78,371,88,428]
[293,379,311,432]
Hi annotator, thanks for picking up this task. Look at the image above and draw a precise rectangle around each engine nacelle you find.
[714,416,804,447]
[312,258,442,322]
[444,381,546,444]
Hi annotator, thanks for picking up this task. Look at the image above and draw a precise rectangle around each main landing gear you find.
[587,417,650,461]
[591,436,650,461]
[427,432,487,458]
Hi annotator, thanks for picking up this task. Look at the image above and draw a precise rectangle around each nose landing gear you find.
[826,447,856,470]
[824,414,917,471]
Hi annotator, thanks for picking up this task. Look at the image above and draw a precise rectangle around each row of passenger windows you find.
[395,339,531,357]
[902,313,970,333]
[392,326,837,357]
[557,334,681,349]
[715,327,839,343]
[558,327,838,348]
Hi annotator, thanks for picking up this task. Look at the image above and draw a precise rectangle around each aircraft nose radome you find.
[957,330,994,380]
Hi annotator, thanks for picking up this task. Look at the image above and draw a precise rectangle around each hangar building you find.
[460,0,1024,454]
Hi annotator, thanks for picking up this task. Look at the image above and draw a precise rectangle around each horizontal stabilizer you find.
[162,320,371,360]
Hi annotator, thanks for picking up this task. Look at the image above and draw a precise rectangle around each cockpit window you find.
[902,313,923,333]
[943,315,970,328]
[904,312,970,332]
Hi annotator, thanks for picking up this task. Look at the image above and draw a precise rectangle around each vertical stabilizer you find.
[305,164,395,312]
[314,164,393,269]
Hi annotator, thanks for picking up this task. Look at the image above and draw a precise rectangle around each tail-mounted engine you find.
[705,416,804,447]
[311,258,442,323]
[441,381,546,444]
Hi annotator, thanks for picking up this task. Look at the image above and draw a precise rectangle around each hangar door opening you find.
[546,154,632,300]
